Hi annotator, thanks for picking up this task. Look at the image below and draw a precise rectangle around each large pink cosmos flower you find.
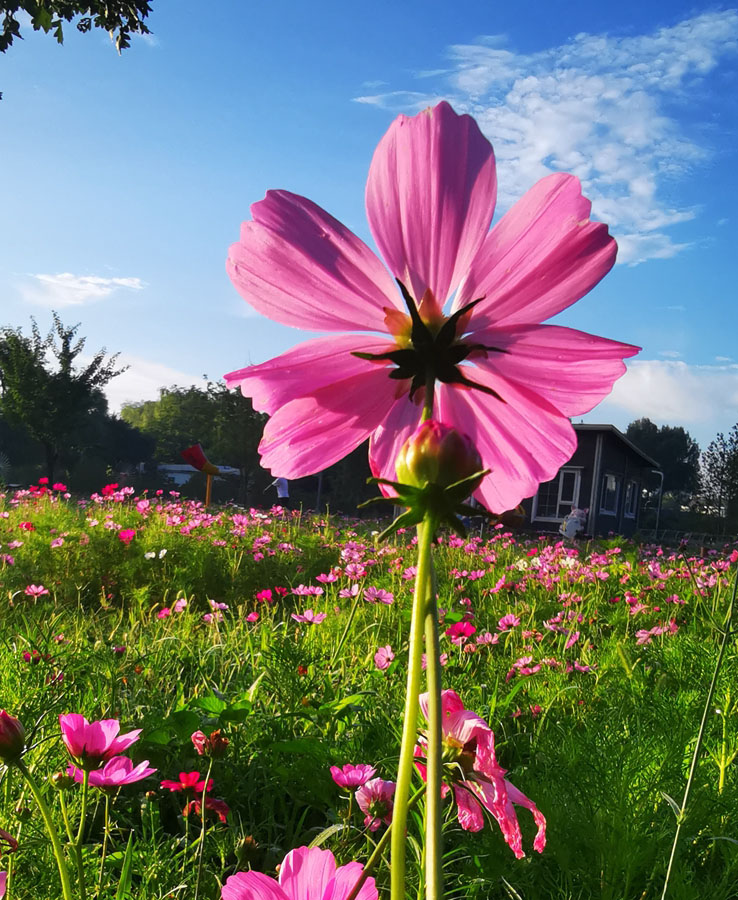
[415,690,545,858]
[221,845,377,900]
[59,714,141,770]
[225,102,638,512]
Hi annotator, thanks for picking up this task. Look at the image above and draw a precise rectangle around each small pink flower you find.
[564,630,580,650]
[157,607,172,619]
[255,588,274,603]
[173,598,187,613]
[67,757,156,789]
[445,621,477,645]
[24,584,49,598]
[221,846,378,900]
[118,529,136,545]
[246,611,260,622]
[422,652,448,670]
[374,645,395,670]
[59,714,141,770]
[50,537,65,549]
[356,777,395,831]
[497,613,520,631]
[365,586,394,604]
[330,763,377,788]
[160,771,212,793]
[291,609,327,624]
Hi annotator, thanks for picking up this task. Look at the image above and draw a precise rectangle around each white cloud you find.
[355,10,738,265]
[659,350,681,359]
[105,355,205,413]
[19,273,145,308]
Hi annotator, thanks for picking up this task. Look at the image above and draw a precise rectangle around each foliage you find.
[700,426,738,525]
[0,314,127,480]
[626,417,700,496]
[1,484,738,897]
[0,1,152,53]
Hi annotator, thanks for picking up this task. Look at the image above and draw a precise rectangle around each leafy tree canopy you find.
[625,417,700,496]
[0,1,152,54]
[700,426,738,523]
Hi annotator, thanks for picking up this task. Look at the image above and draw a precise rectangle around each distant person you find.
[271,477,291,509]
[560,508,588,539]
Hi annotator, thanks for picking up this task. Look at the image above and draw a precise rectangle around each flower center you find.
[353,280,508,402]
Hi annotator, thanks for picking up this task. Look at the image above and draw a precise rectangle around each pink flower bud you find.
[0,711,25,763]
[395,420,482,489]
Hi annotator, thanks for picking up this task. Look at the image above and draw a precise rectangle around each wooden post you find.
[205,473,213,507]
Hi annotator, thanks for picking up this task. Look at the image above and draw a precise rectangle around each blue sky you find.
[1,1,737,451]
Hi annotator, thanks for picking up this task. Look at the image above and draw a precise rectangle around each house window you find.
[624,480,638,518]
[533,468,581,521]
[600,474,621,515]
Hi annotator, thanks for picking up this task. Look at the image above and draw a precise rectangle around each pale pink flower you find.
[50,537,65,548]
[221,846,378,900]
[24,584,49,598]
[374,645,395,670]
[365,586,394,605]
[415,690,545,858]
[173,598,187,613]
[59,714,141,770]
[421,652,448,670]
[67,757,156,789]
[497,613,520,631]
[330,763,377,788]
[224,102,636,512]
[291,609,327,624]
[564,630,580,650]
[356,777,396,831]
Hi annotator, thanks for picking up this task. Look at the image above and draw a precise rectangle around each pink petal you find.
[59,713,88,756]
[474,778,525,859]
[366,101,497,307]
[105,728,142,759]
[259,369,399,478]
[224,335,397,416]
[435,375,577,513]
[278,847,336,900]
[86,719,121,757]
[222,871,288,900]
[0,871,6,900]
[469,323,639,416]
[456,173,616,328]
[227,190,399,333]
[454,785,485,832]
[368,394,424,493]
[330,861,378,900]
[506,781,547,853]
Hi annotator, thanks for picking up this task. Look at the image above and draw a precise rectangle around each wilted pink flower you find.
[291,609,327,624]
[221,846,378,900]
[24,584,49,598]
[118,529,136,545]
[415,690,545,858]
[224,102,636,512]
[191,729,229,758]
[67,757,156,789]
[59,714,141,770]
[356,777,396,831]
[330,763,377,789]
[374,645,395,670]
[564,630,580,650]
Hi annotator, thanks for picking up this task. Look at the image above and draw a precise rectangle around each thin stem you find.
[16,761,74,900]
[330,587,365,666]
[421,380,435,423]
[97,791,112,897]
[423,550,443,900]
[193,759,214,900]
[391,515,436,900]
[73,769,90,900]
[346,785,426,900]
[660,566,738,900]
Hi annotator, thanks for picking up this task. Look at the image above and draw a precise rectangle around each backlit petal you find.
[221,871,288,900]
[368,394,424,493]
[227,190,400,333]
[456,173,616,328]
[366,101,497,307]
[454,785,485,832]
[506,781,547,853]
[330,861,378,900]
[278,847,335,900]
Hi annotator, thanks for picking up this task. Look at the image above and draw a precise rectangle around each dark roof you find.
[573,423,660,469]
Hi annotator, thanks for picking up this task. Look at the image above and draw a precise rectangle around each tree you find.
[625,418,700,497]
[700,427,738,526]
[0,2,152,54]
[0,314,126,481]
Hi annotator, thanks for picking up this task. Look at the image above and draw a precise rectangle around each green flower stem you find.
[330,586,365,666]
[347,785,426,900]
[97,791,113,897]
[661,565,738,900]
[16,761,74,900]
[423,557,443,900]
[391,514,437,900]
[193,758,214,900]
[74,769,90,900]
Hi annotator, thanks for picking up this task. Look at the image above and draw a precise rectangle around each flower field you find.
[1,482,737,898]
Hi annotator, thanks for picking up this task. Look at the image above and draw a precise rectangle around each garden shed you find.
[521,424,660,537]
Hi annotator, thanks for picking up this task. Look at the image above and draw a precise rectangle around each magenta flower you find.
[365,587,394,605]
[222,846,377,900]
[497,613,521,631]
[0,871,5,899]
[59,714,141,770]
[291,609,327,624]
[118,529,136,545]
[67,757,156,789]
[24,584,49,598]
[184,795,230,823]
[356,777,396,832]
[330,763,377,789]
[224,101,637,512]
[374,645,395,671]
[160,771,213,793]
[415,690,545,858]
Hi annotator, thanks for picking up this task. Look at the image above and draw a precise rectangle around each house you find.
[520,424,660,537]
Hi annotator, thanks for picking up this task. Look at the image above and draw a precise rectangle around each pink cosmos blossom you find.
[255,588,274,603]
[157,607,172,619]
[224,102,637,512]
[422,652,448,670]
[246,611,260,622]
[221,846,378,900]
[173,598,188,613]
[291,609,327,624]
[50,537,65,548]
[365,586,394,604]
[445,621,477,645]
[564,630,580,650]
[330,763,377,788]
[497,613,520,631]
[24,584,49,598]
[374,645,395,670]
[67,757,156,788]
[160,771,213,793]
[415,690,545,858]
[118,529,136,545]
[356,777,396,831]
[59,714,141,770]
[184,795,230,823]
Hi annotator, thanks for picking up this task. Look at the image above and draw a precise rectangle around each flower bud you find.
[50,772,75,791]
[395,421,482,490]
[0,711,25,764]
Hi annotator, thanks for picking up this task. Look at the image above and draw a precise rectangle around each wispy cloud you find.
[18,273,145,308]
[355,11,738,265]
